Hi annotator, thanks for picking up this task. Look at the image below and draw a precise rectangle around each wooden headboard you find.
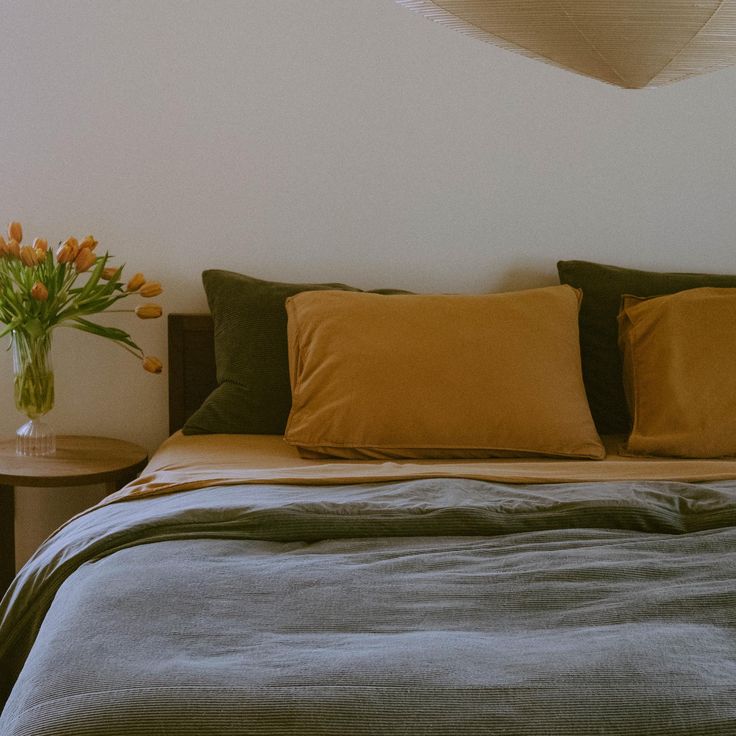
[168,314,217,434]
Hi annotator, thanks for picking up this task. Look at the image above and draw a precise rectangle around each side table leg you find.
[0,484,15,596]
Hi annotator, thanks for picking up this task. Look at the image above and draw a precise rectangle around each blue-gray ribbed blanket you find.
[1,478,735,735]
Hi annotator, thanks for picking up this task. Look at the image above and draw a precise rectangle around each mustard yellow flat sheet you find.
[107,432,736,503]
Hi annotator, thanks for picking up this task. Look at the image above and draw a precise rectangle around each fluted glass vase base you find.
[16,419,56,456]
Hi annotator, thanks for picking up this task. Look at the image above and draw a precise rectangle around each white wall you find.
[1,1,736,560]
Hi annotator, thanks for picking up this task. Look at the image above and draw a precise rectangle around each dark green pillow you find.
[557,260,736,435]
[183,270,410,435]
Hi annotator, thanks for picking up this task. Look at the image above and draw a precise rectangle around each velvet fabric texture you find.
[557,260,736,435]
[618,287,736,458]
[183,270,408,435]
[284,286,604,460]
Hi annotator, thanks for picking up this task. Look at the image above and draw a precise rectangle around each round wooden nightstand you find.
[0,435,148,595]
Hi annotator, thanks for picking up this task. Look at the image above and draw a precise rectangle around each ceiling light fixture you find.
[395,0,736,88]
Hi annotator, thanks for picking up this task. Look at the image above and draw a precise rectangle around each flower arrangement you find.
[0,220,163,455]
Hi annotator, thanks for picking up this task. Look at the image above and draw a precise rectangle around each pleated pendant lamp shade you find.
[395,1,736,88]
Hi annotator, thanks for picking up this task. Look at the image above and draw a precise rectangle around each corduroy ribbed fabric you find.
[3,477,736,735]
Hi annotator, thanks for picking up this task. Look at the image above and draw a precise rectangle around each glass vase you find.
[12,329,56,456]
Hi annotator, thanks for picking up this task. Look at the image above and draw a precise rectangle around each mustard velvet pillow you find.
[284,286,605,460]
[618,287,736,458]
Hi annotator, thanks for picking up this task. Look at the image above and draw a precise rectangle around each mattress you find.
[1,433,736,735]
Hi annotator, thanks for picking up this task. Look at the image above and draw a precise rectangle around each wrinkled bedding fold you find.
[2,474,736,734]
[110,434,736,503]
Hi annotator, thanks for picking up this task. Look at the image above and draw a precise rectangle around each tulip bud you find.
[75,248,97,273]
[135,304,163,319]
[139,281,163,298]
[33,237,48,252]
[63,237,79,258]
[79,235,98,251]
[6,240,20,259]
[142,356,163,374]
[0,236,6,258]
[101,266,118,280]
[56,242,75,264]
[8,221,22,243]
[19,245,37,267]
[126,272,145,292]
[30,281,49,301]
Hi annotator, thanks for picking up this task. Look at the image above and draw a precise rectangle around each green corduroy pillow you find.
[557,260,736,436]
[183,269,410,435]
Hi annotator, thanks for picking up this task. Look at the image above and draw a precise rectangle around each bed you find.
[2,276,736,735]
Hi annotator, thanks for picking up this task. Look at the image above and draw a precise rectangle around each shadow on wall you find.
[494,264,560,293]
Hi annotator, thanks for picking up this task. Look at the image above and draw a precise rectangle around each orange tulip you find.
[101,266,119,280]
[135,304,163,319]
[30,281,49,301]
[33,237,48,252]
[79,235,98,251]
[56,241,76,264]
[74,248,97,273]
[19,245,37,267]
[142,356,163,374]
[0,236,7,258]
[8,221,22,243]
[6,240,20,259]
[126,272,145,292]
[139,281,163,298]
[64,236,79,256]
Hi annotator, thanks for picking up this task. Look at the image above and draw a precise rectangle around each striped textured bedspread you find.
[1,478,736,735]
